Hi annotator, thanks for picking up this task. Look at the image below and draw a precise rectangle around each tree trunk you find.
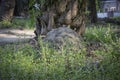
[34,0,87,38]
[14,0,29,17]
[89,0,97,23]
[0,0,15,21]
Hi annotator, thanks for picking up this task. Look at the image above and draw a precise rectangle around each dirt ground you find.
[0,29,35,45]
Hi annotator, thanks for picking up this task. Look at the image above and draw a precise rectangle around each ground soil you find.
[0,29,35,45]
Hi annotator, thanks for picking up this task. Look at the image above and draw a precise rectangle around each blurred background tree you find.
[0,0,15,21]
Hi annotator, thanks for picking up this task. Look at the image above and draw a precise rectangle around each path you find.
[0,29,35,45]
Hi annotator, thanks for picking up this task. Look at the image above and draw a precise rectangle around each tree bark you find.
[35,0,87,38]
[14,0,29,17]
[89,0,97,23]
[0,0,15,21]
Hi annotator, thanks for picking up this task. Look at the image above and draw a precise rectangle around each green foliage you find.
[0,18,35,29]
[0,43,86,80]
[85,24,120,59]
[111,16,120,21]
[12,18,35,29]
[0,24,120,80]
[85,27,113,43]
[0,21,13,28]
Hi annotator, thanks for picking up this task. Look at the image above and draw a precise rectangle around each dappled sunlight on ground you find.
[0,29,35,43]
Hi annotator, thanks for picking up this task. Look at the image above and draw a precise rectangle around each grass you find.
[0,18,35,29]
[0,24,120,80]
[111,16,120,21]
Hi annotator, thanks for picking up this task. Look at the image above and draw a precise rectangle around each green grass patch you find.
[0,20,13,28]
[111,16,120,21]
[0,25,120,80]
[84,27,113,43]
[0,18,35,29]
[12,18,35,29]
